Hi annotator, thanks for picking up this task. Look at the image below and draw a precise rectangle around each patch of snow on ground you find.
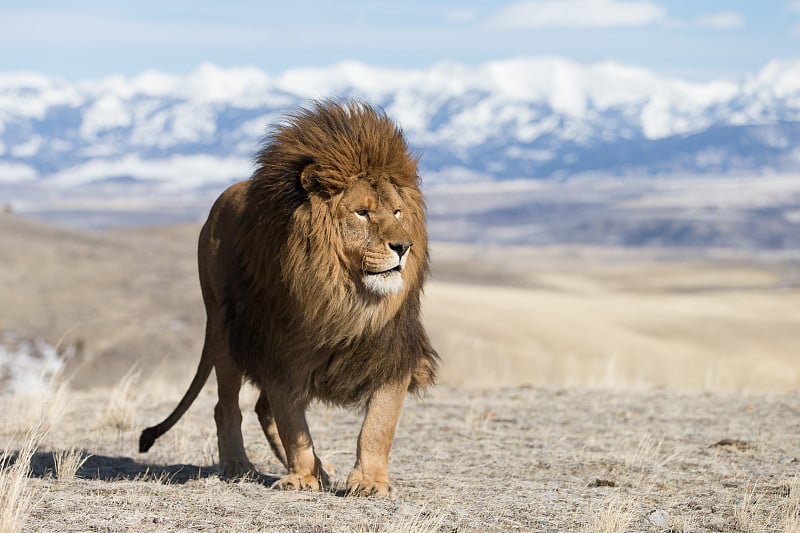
[0,332,64,395]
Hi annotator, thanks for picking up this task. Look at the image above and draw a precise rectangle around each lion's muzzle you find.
[361,245,409,296]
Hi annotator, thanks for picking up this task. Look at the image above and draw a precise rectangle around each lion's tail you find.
[138,355,214,453]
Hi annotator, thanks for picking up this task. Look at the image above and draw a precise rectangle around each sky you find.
[1,0,799,82]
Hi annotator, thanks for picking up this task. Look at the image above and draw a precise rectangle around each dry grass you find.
[52,447,92,481]
[668,511,698,533]
[424,277,800,392]
[731,480,800,533]
[353,508,447,533]
[0,430,42,533]
[734,484,764,532]
[786,491,800,533]
[735,483,794,533]
[96,367,140,432]
[2,375,71,435]
[588,498,637,533]
[0,384,796,531]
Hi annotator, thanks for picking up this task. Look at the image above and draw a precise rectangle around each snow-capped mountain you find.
[2,57,800,194]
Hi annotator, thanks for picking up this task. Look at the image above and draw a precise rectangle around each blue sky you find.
[1,0,799,81]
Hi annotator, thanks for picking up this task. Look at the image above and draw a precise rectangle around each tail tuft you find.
[139,426,160,453]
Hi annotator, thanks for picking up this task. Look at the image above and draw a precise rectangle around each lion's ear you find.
[299,162,323,194]
[300,162,349,196]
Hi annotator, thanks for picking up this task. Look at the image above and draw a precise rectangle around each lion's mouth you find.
[364,265,403,276]
[361,264,404,296]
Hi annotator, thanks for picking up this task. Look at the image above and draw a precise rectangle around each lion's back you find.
[198,180,249,308]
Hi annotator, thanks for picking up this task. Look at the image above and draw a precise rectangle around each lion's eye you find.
[356,209,370,220]
[393,209,401,219]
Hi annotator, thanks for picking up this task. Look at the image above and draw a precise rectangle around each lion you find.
[139,100,438,496]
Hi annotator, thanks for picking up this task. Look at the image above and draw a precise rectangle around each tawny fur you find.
[139,100,438,495]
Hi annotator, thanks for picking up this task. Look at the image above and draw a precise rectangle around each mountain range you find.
[1,57,800,249]
[2,56,800,192]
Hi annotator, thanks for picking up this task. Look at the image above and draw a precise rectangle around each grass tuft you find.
[0,430,43,533]
[2,373,71,435]
[783,480,800,533]
[352,509,447,533]
[589,498,637,533]
[53,447,91,481]
[97,367,140,432]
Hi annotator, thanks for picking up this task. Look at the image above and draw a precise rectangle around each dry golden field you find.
[1,211,800,532]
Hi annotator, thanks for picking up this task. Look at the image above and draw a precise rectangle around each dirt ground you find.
[2,382,800,532]
[1,211,800,532]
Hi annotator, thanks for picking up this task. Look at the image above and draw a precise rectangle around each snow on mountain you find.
[1,57,800,195]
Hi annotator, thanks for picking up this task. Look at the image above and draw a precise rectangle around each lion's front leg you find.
[347,375,411,497]
[267,391,329,491]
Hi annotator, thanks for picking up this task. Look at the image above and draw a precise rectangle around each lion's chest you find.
[226,268,414,404]
[302,343,401,405]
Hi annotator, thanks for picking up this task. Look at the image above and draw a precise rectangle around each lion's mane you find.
[223,101,438,405]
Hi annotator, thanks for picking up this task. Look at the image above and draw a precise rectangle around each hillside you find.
[1,211,799,392]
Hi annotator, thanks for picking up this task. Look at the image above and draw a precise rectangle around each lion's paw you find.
[272,472,326,491]
[219,458,258,479]
[346,471,393,497]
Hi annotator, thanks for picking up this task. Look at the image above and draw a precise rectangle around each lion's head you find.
[334,177,414,296]
[244,100,429,338]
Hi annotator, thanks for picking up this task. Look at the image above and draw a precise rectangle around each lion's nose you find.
[389,241,412,258]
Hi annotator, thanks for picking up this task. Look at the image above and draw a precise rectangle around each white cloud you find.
[696,12,744,30]
[0,162,38,183]
[791,1,800,12]
[10,135,43,158]
[487,0,665,29]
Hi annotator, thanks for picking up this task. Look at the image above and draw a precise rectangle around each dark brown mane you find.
[223,99,437,405]
[255,100,420,194]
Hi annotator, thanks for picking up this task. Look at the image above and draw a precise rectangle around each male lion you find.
[139,100,438,496]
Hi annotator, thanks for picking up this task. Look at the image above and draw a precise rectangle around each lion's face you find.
[336,178,415,297]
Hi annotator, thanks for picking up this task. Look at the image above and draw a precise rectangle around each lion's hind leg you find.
[255,390,288,468]
[257,390,339,478]
[214,352,257,478]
